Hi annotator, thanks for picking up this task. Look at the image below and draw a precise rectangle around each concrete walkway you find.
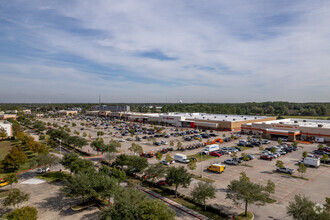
[137,186,209,220]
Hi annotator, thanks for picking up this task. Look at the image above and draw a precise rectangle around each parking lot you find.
[38,116,330,220]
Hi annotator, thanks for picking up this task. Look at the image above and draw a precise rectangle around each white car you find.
[36,167,50,174]
[161,140,167,145]
[119,139,125,142]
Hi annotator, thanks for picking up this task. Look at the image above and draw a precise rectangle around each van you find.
[238,140,248,146]
[203,144,220,154]
[299,157,320,168]
[174,154,190,163]
[207,163,226,173]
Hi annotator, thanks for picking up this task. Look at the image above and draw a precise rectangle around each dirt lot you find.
[36,116,330,220]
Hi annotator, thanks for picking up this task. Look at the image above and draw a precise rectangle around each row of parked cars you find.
[260,144,298,161]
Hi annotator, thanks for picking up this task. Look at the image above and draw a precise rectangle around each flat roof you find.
[247,118,330,129]
[163,112,272,122]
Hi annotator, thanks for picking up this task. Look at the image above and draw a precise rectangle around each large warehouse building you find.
[123,112,276,131]
[0,120,12,137]
[242,118,330,142]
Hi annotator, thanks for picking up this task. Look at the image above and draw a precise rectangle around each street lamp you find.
[200,152,203,178]
[59,139,62,155]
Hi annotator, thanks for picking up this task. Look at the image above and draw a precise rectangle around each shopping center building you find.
[241,118,330,142]
[123,112,276,131]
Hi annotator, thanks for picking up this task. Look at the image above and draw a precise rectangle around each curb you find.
[138,186,209,220]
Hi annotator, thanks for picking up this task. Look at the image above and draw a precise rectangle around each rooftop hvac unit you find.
[233,119,235,121]
[303,120,306,122]
[244,118,247,120]
[279,122,284,124]
[225,115,227,117]
[214,116,216,118]
[318,124,323,128]
[255,117,257,119]
[242,115,244,117]
[294,121,298,123]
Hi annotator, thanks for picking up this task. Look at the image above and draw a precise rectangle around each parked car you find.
[260,155,273,161]
[156,180,167,186]
[119,139,125,142]
[210,151,221,157]
[160,160,175,165]
[239,154,254,161]
[161,140,168,145]
[224,159,238,165]
[262,139,270,144]
[0,180,9,187]
[276,167,294,174]
[36,167,50,174]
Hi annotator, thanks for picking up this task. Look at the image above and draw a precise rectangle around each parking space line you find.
[279,166,330,202]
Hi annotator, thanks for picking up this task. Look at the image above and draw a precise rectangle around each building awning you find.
[264,128,300,136]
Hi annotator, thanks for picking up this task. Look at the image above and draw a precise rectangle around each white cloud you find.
[0,0,329,102]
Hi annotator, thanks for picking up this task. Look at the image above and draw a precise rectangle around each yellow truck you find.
[207,163,226,173]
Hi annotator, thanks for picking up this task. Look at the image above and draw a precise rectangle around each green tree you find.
[68,136,88,150]
[2,146,28,170]
[270,147,277,154]
[4,174,19,189]
[321,154,329,163]
[7,206,38,220]
[166,166,192,197]
[191,182,216,210]
[2,188,30,209]
[276,160,284,169]
[297,164,307,177]
[139,198,175,220]
[128,143,143,155]
[111,167,127,182]
[318,143,324,149]
[278,139,283,145]
[302,151,308,158]
[99,187,175,220]
[177,141,182,149]
[155,151,163,161]
[170,140,174,147]
[241,153,249,161]
[287,194,317,220]
[259,145,265,152]
[165,154,173,163]
[62,169,118,203]
[61,153,79,171]
[83,132,87,137]
[68,158,94,174]
[144,163,166,183]
[0,127,8,139]
[72,122,76,127]
[226,172,271,217]
[292,140,298,147]
[264,180,275,196]
[187,159,197,174]
[97,131,104,137]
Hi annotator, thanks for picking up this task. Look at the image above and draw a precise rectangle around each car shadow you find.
[260,171,273,174]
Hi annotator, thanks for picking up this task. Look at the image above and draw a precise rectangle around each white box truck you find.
[174,153,190,163]
[203,144,220,154]
[299,157,320,168]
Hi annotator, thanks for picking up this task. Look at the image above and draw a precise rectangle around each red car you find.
[210,151,221,157]
[260,155,273,161]
[156,180,167,186]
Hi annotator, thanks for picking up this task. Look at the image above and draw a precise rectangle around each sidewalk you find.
[138,186,209,220]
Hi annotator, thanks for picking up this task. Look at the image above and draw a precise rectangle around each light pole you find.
[59,139,62,155]
[200,152,203,178]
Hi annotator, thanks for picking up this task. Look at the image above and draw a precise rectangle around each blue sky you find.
[0,0,329,103]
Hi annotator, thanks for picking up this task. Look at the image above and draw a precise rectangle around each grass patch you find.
[136,179,226,219]
[273,171,309,180]
[191,174,215,183]
[266,197,277,203]
[236,211,254,220]
[240,163,253,168]
[239,146,252,151]
[36,171,70,183]
[0,189,10,198]
[0,140,17,160]
[188,153,214,162]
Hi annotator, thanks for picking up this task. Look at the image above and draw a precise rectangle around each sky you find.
[0,0,329,103]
